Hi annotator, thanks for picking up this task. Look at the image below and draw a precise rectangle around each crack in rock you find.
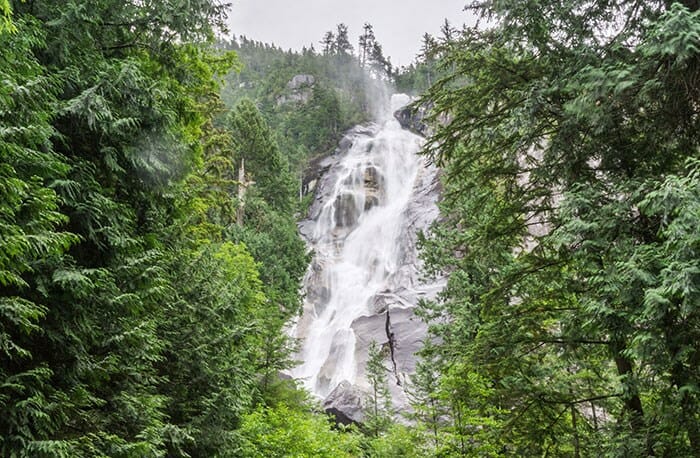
[384,309,401,386]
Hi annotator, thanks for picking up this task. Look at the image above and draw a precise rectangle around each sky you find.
[226,0,474,67]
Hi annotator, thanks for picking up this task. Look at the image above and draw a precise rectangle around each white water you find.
[291,94,429,398]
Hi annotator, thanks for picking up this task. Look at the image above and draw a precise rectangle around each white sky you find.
[226,0,475,67]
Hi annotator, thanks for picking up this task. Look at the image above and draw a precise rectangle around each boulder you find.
[323,381,365,426]
[302,154,335,197]
[394,103,431,137]
[304,259,332,310]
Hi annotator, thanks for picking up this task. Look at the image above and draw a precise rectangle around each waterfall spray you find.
[292,94,442,406]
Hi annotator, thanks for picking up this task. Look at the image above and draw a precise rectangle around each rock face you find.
[287,74,315,89]
[350,306,429,407]
[291,94,444,426]
[394,101,451,139]
[277,74,316,106]
[363,165,385,210]
[323,381,364,425]
[394,102,432,137]
[300,124,370,200]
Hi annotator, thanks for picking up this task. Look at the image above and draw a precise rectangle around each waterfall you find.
[291,94,442,403]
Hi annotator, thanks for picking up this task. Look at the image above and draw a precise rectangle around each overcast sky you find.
[226,0,474,67]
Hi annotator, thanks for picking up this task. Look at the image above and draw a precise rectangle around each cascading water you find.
[291,94,442,405]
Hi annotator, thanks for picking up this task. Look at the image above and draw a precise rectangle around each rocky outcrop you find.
[277,74,316,106]
[351,305,429,409]
[334,192,361,228]
[394,102,432,137]
[300,124,376,200]
[301,154,334,198]
[394,101,452,139]
[287,74,315,89]
[323,381,364,425]
[363,165,385,210]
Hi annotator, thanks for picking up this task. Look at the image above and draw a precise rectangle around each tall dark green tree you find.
[358,23,376,68]
[321,31,336,55]
[227,99,296,214]
[0,0,292,455]
[0,18,81,456]
[419,0,700,455]
[364,340,393,439]
[334,23,354,58]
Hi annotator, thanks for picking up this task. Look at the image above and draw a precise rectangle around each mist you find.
[227,0,473,67]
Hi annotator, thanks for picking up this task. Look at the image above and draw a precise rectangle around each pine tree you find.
[321,31,336,55]
[334,23,354,58]
[358,22,376,67]
[227,99,296,213]
[364,340,393,438]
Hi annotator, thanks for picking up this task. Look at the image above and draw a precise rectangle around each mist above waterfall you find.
[291,93,443,410]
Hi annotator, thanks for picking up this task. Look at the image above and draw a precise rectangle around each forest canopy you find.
[1,0,698,456]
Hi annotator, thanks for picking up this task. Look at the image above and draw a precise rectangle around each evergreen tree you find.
[419,1,700,455]
[227,99,296,214]
[364,340,393,438]
[321,31,336,55]
[0,18,80,455]
[0,0,300,455]
[358,22,376,67]
[334,23,354,58]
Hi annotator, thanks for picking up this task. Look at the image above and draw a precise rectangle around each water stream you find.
[291,94,439,400]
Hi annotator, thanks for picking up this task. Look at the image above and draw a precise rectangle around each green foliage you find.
[364,341,393,439]
[365,424,424,458]
[159,241,267,456]
[219,32,386,183]
[227,99,296,212]
[0,0,319,456]
[416,0,700,456]
[231,198,309,313]
[237,403,361,458]
[394,33,445,95]
[0,0,13,34]
[0,18,79,456]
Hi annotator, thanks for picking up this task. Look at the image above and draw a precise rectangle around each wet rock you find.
[367,291,411,315]
[334,193,361,228]
[364,194,380,211]
[394,102,450,138]
[350,306,428,410]
[302,155,335,197]
[337,136,354,154]
[317,330,354,396]
[304,259,331,310]
[323,381,365,426]
[363,165,385,210]
[301,123,381,222]
[394,103,432,137]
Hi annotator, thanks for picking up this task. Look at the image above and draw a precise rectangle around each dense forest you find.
[1,0,699,457]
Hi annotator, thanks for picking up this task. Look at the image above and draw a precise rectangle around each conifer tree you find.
[334,23,354,58]
[364,340,393,438]
[321,31,336,55]
[358,22,376,67]
[419,1,700,455]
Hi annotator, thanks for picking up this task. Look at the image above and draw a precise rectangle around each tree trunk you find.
[611,340,654,456]
[571,403,581,458]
